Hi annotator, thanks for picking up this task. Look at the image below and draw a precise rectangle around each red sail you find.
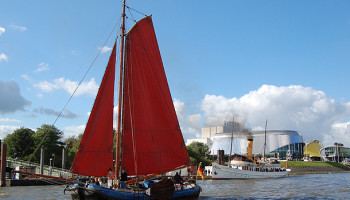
[70,42,116,176]
[121,16,190,176]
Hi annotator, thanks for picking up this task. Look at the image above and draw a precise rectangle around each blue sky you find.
[1,0,350,147]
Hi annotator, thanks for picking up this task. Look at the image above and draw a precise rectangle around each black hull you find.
[68,184,200,200]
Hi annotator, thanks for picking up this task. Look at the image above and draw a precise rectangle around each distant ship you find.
[212,138,291,179]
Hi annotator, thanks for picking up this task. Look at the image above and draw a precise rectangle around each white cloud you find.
[174,98,185,120]
[21,74,32,81]
[0,26,5,36]
[70,50,79,56]
[34,62,50,72]
[63,125,85,138]
[199,85,350,147]
[325,122,350,146]
[99,46,112,53]
[174,98,202,139]
[0,125,19,139]
[34,78,99,97]
[0,118,21,123]
[0,53,8,62]
[9,24,27,32]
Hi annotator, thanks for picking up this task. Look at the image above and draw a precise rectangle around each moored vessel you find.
[212,138,291,179]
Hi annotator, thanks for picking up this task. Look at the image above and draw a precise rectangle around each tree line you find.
[4,125,82,168]
[3,125,212,169]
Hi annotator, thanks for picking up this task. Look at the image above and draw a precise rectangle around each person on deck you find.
[174,172,183,189]
[95,177,100,186]
[174,172,183,184]
[107,168,114,188]
[120,169,128,189]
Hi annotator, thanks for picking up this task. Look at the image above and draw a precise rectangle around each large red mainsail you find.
[121,16,190,176]
[70,43,116,177]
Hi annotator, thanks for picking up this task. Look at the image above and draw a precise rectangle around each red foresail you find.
[121,16,190,176]
[70,42,116,177]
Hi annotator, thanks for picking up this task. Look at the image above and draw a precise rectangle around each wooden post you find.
[0,142,7,186]
[40,147,44,174]
[62,146,66,170]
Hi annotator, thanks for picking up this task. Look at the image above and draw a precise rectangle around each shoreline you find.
[288,166,350,175]
[279,161,350,175]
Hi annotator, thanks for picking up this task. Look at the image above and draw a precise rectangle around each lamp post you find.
[52,154,55,168]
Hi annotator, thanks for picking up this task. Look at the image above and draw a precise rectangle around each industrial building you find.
[186,121,305,160]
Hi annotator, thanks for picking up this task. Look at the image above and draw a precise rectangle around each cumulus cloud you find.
[0,26,5,36]
[33,77,99,97]
[33,107,80,119]
[34,62,50,72]
[174,98,202,139]
[63,125,85,138]
[0,53,8,62]
[0,125,19,139]
[199,85,350,147]
[0,81,31,115]
[9,24,27,32]
[99,46,112,53]
[0,118,21,123]
[21,74,32,81]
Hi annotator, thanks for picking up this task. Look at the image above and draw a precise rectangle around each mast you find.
[229,117,234,166]
[115,0,126,181]
[263,120,267,159]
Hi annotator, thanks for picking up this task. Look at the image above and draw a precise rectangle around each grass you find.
[280,161,347,168]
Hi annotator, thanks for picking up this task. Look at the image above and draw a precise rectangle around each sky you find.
[1,0,350,147]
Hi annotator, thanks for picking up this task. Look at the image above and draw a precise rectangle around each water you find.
[0,173,349,200]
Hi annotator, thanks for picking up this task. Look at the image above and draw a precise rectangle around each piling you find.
[40,147,44,174]
[0,141,7,186]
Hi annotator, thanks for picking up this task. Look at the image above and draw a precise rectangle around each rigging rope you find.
[126,5,147,17]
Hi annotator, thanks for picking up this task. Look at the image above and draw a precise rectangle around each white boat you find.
[212,138,291,179]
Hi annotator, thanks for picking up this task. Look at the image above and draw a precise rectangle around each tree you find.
[3,127,35,160]
[33,124,64,166]
[187,142,211,166]
[64,134,83,169]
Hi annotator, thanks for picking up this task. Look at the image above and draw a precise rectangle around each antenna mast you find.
[229,117,234,166]
[263,120,267,159]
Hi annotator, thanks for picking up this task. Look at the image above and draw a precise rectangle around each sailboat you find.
[67,1,201,199]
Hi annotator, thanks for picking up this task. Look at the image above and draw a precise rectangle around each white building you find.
[186,121,304,160]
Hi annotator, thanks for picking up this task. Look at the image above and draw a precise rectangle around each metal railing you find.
[5,157,73,179]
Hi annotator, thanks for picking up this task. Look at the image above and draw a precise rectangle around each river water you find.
[0,173,349,200]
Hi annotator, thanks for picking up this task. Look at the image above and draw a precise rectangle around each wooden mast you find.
[115,0,126,182]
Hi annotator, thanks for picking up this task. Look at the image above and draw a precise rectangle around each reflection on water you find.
[198,173,350,200]
[0,173,349,199]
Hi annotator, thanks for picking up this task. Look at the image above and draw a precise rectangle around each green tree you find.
[64,134,83,169]
[187,142,211,166]
[3,127,35,160]
[33,124,64,166]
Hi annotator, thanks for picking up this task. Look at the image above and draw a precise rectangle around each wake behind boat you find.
[66,1,201,199]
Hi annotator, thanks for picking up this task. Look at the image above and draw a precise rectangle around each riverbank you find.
[280,161,350,175]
